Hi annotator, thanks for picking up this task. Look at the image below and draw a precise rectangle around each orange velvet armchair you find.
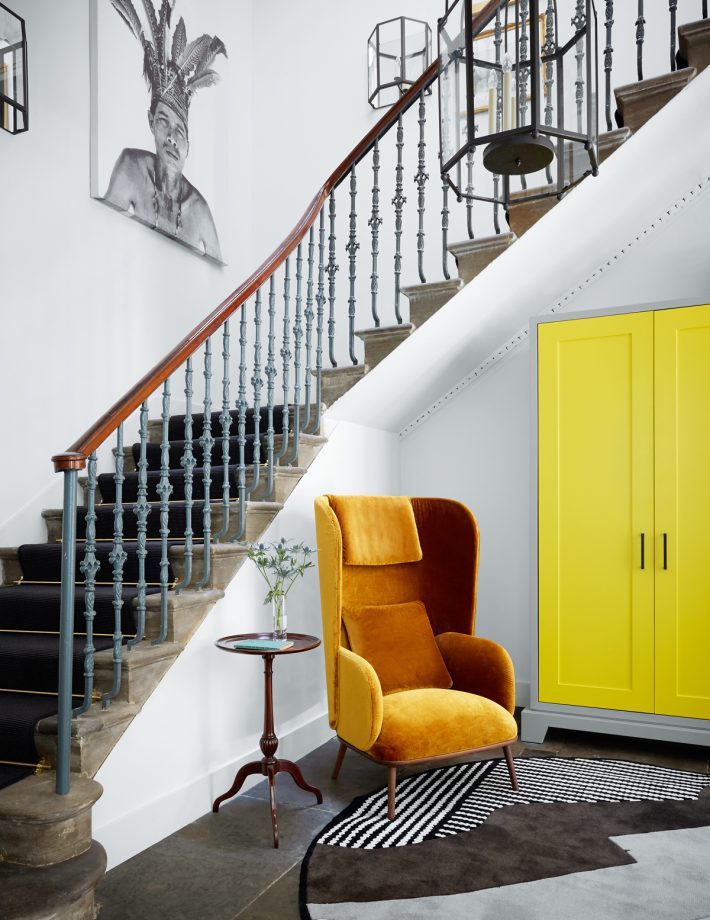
[314,494,518,819]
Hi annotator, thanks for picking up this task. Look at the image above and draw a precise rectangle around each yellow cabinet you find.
[538,305,710,721]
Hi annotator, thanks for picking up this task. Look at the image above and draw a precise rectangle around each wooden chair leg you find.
[332,741,347,781]
[503,744,519,791]
[387,766,397,820]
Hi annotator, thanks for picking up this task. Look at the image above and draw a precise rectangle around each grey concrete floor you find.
[95,723,710,919]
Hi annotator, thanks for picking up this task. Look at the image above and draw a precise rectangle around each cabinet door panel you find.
[538,312,654,712]
[655,304,710,719]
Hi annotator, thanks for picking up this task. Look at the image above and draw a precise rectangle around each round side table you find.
[212,632,323,848]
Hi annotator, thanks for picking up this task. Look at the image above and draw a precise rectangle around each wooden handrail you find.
[51,0,499,472]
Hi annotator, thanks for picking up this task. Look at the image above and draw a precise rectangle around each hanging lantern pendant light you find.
[438,0,598,206]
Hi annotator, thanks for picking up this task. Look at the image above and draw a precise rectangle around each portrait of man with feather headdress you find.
[102,0,226,261]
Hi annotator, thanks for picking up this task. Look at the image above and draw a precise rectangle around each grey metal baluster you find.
[276,259,292,461]
[309,207,326,435]
[493,8,502,234]
[234,308,248,540]
[302,228,315,433]
[669,1,677,72]
[414,91,429,284]
[604,0,614,131]
[573,0,586,134]
[326,192,338,367]
[102,424,127,707]
[246,290,263,499]
[127,402,149,648]
[56,468,78,794]
[704,1,708,20]
[196,339,214,587]
[175,358,194,592]
[369,140,382,328]
[636,0,645,82]
[75,452,99,715]
[441,171,451,280]
[213,321,232,542]
[543,0,556,183]
[393,114,406,322]
[286,244,304,465]
[465,150,475,240]
[519,0,530,127]
[346,168,359,365]
[153,379,172,645]
[264,275,277,499]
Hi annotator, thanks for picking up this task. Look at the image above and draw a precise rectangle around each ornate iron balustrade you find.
[49,0,707,795]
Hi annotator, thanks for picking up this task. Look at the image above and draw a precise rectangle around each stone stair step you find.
[121,430,327,474]
[0,772,102,868]
[507,187,558,238]
[42,499,283,545]
[0,839,106,920]
[143,588,224,645]
[169,541,249,592]
[614,67,696,133]
[401,278,464,328]
[448,234,516,285]
[319,364,369,406]
[0,546,21,585]
[355,324,415,368]
[36,702,139,778]
[508,127,634,237]
[678,18,710,74]
[94,641,183,707]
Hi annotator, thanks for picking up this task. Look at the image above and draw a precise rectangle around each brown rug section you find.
[304,788,710,906]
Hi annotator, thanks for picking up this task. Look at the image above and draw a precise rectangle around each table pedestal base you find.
[211,652,323,848]
[212,757,322,848]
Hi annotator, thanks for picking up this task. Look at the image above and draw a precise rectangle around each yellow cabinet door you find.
[655,304,710,719]
[538,312,655,712]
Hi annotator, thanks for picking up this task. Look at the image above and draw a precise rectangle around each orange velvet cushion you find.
[328,495,423,566]
[342,601,452,694]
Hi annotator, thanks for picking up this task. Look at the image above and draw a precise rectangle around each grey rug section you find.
[308,825,710,920]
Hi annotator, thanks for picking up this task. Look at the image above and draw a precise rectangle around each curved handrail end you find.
[52,452,88,473]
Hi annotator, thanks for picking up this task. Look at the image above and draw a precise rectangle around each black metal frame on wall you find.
[0,1,28,135]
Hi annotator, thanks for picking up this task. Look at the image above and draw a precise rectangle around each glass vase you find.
[271,594,287,639]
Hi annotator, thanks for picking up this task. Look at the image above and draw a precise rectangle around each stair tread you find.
[0,635,112,694]
[0,691,64,764]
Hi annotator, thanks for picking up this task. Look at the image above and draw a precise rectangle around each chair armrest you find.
[336,647,384,752]
[436,632,516,714]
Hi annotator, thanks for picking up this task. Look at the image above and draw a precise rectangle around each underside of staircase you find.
[1,12,708,918]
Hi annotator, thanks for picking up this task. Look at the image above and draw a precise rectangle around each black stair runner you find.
[0,407,290,791]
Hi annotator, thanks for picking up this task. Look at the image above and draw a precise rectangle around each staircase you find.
[1,4,708,916]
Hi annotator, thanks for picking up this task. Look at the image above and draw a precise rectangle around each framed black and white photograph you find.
[91,0,229,264]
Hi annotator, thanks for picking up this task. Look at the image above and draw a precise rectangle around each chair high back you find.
[314,495,480,728]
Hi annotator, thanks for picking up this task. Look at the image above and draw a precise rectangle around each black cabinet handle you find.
[663,533,668,570]
[640,533,645,569]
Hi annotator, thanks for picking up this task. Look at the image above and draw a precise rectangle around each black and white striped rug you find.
[300,756,710,919]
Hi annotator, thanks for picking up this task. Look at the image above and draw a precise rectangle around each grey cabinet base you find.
[521,707,710,748]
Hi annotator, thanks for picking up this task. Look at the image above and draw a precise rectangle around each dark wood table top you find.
[215,632,321,656]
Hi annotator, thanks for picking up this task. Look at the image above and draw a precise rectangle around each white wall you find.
[0,0,254,545]
[93,418,400,868]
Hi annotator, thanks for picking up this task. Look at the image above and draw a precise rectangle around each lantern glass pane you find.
[401,19,430,85]
[439,0,468,168]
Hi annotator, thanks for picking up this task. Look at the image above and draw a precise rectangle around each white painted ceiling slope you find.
[326,66,710,437]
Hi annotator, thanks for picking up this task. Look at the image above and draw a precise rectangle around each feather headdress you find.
[110,0,227,127]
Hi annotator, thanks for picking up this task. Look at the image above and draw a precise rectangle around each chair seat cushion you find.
[367,688,518,762]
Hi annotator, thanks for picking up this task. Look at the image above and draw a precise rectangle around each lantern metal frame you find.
[368,16,433,110]
[438,0,598,210]
[0,1,28,135]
